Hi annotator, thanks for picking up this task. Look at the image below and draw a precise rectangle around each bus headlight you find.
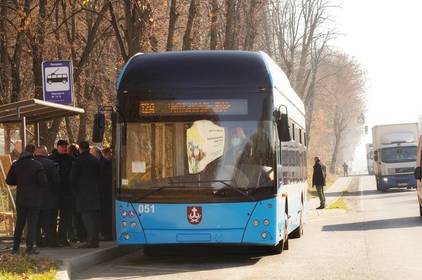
[121,210,128,218]
[129,210,135,218]
[130,222,137,228]
[261,232,268,239]
[383,178,388,182]
[252,220,259,227]
[263,219,270,226]
[123,232,130,240]
[122,221,128,228]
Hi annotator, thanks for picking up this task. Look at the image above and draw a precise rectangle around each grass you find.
[327,192,348,211]
[0,252,60,280]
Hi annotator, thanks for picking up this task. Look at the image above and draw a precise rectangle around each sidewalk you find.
[38,242,138,280]
[307,176,353,214]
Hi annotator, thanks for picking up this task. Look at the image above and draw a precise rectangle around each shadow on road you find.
[322,216,422,232]
[322,189,414,199]
[77,246,265,279]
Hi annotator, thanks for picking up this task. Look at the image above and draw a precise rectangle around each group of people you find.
[6,140,112,255]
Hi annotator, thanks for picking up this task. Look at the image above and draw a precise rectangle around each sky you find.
[333,0,422,172]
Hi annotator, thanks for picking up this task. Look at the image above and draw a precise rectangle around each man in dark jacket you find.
[6,144,48,254]
[35,146,60,247]
[71,141,102,248]
[49,139,74,246]
[312,157,327,209]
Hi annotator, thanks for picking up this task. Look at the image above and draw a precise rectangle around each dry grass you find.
[0,252,60,280]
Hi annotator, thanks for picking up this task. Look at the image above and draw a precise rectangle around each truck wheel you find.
[376,178,381,191]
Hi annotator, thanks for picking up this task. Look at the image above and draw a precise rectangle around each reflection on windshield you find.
[121,121,275,197]
[381,146,417,163]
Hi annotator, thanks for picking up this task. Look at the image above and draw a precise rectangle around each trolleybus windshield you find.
[119,120,275,203]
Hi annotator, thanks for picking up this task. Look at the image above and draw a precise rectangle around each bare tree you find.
[109,0,154,61]
[319,53,366,173]
[166,0,178,51]
[209,0,219,50]
[182,0,199,50]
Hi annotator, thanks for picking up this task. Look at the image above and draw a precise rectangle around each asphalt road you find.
[76,176,422,280]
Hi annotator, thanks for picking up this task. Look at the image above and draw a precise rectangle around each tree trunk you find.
[182,0,199,50]
[0,0,9,103]
[224,0,237,50]
[330,134,340,174]
[65,116,75,144]
[243,0,259,51]
[209,0,219,50]
[166,0,178,51]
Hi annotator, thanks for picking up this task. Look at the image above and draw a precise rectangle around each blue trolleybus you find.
[97,51,307,253]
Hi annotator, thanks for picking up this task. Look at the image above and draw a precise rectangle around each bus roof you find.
[117,51,273,92]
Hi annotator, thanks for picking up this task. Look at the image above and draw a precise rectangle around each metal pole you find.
[36,122,40,146]
[20,116,27,148]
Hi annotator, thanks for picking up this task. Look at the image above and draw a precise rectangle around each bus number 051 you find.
[138,204,155,214]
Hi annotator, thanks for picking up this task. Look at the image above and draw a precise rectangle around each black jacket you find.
[312,161,327,187]
[49,153,74,197]
[71,151,102,212]
[36,155,60,209]
[6,152,48,207]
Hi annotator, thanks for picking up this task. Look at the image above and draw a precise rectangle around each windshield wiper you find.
[169,179,252,198]
[129,185,180,201]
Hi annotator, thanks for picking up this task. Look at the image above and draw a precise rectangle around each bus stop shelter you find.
[0,99,84,235]
[0,98,85,148]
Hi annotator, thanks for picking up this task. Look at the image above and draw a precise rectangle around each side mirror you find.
[374,151,378,162]
[415,166,422,180]
[92,112,106,143]
[277,113,291,142]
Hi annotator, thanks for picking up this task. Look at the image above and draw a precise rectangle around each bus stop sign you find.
[42,60,73,105]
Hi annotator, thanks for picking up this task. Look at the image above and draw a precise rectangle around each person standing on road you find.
[35,146,60,247]
[312,156,327,209]
[71,141,102,248]
[343,162,349,177]
[49,140,74,246]
[6,144,48,254]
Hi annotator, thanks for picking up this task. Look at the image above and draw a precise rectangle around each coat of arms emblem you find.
[187,206,202,224]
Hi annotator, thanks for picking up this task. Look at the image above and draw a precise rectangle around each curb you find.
[55,245,138,280]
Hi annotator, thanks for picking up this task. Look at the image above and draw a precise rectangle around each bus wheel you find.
[268,214,289,254]
[290,208,303,239]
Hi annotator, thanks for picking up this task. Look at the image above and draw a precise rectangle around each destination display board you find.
[139,99,248,116]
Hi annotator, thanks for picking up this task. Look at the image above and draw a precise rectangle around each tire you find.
[376,177,381,191]
[290,208,304,239]
[268,213,289,254]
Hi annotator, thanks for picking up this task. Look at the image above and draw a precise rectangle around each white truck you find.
[366,143,374,175]
[372,123,419,191]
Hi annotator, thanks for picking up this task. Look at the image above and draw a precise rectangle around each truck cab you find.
[372,123,419,191]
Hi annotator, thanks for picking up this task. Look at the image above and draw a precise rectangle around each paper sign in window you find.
[132,161,146,173]
[186,120,225,174]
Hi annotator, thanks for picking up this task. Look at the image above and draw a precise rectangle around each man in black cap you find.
[49,139,74,246]
[71,141,102,248]
[6,144,48,254]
